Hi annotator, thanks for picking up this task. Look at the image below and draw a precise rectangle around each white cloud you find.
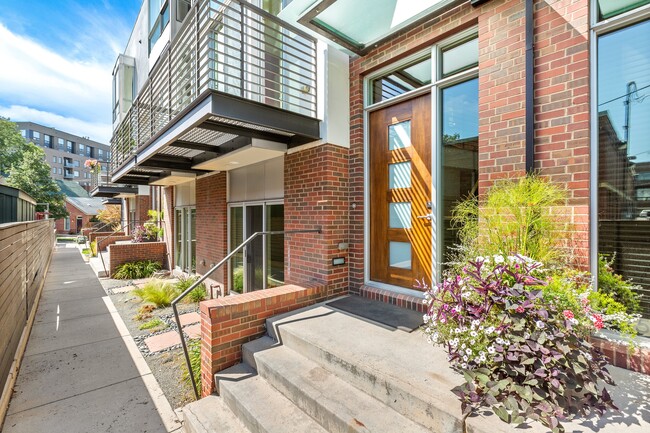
[0,22,113,126]
[0,105,111,144]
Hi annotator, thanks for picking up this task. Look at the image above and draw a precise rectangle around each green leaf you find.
[476,373,490,385]
[493,406,510,423]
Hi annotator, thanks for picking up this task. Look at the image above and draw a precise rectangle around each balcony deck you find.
[110,0,320,185]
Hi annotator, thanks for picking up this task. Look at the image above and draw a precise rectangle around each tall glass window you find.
[597,18,650,316]
[441,78,479,262]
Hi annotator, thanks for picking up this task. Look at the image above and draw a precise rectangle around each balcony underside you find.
[111,90,321,185]
[90,185,139,198]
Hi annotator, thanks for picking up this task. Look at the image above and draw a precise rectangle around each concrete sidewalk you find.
[2,244,181,433]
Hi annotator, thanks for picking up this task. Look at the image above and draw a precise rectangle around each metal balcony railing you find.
[111,0,318,172]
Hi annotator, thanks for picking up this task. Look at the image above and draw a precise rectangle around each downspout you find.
[525,0,535,173]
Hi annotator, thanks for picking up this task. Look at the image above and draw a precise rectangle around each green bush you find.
[90,241,97,257]
[174,275,207,303]
[451,175,570,266]
[232,266,244,293]
[132,279,179,307]
[597,255,641,313]
[182,339,202,392]
[113,260,161,280]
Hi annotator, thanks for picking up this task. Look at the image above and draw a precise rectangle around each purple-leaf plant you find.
[421,255,617,433]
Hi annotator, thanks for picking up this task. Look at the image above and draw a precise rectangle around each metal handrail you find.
[84,219,122,249]
[173,228,322,399]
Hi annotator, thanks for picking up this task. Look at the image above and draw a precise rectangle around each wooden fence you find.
[0,220,55,417]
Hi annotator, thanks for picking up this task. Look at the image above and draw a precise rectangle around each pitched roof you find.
[66,197,105,215]
[55,180,89,198]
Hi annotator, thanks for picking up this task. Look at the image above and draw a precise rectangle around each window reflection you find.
[598,19,650,315]
[371,56,431,104]
[441,78,479,262]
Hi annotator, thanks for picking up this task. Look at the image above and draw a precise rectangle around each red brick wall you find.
[135,194,151,226]
[200,283,326,396]
[284,144,350,298]
[195,173,228,289]
[107,241,167,277]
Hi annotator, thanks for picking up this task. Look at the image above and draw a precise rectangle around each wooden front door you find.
[369,94,432,288]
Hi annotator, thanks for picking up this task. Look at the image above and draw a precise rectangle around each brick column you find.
[135,194,151,226]
[195,172,228,289]
[284,144,350,298]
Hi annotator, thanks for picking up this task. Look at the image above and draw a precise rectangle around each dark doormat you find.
[326,296,423,332]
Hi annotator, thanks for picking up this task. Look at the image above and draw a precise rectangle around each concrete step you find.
[217,363,328,433]
[266,303,464,433]
[245,336,432,433]
[182,395,249,433]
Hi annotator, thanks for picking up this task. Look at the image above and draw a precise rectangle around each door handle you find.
[416,213,433,221]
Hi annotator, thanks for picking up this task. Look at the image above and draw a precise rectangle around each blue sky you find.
[0,0,142,143]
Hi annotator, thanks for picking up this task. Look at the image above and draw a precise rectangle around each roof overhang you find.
[111,90,321,184]
[90,185,139,198]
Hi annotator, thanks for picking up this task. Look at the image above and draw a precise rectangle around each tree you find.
[7,144,68,219]
[97,204,122,230]
[0,118,68,219]
[0,117,28,175]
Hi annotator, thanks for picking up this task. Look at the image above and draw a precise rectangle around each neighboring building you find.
[106,0,650,318]
[55,196,105,235]
[15,121,111,191]
[0,182,36,224]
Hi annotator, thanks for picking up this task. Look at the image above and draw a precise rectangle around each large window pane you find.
[441,78,479,262]
[266,204,284,288]
[371,56,431,104]
[598,19,650,317]
[598,0,650,20]
[230,207,244,293]
[442,37,478,78]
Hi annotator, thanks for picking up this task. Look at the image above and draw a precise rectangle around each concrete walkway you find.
[2,245,181,433]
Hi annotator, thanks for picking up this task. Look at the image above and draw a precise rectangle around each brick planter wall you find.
[592,337,650,375]
[200,283,327,396]
[96,235,132,252]
[89,231,125,245]
[107,241,167,277]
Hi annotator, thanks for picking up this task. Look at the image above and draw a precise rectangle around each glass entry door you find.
[175,207,196,273]
[229,202,284,293]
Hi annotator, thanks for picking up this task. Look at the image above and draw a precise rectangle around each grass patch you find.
[138,317,167,331]
[132,279,178,308]
[81,248,91,255]
[182,339,202,392]
[174,275,207,303]
[134,304,156,321]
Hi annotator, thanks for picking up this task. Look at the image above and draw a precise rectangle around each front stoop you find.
[182,297,650,433]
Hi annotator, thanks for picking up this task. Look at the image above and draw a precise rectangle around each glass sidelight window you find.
[596,16,650,315]
[228,202,284,293]
[175,207,196,273]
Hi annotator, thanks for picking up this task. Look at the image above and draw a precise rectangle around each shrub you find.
[89,241,97,257]
[422,256,618,433]
[451,176,570,267]
[139,317,167,331]
[113,260,161,280]
[232,266,244,293]
[174,275,207,303]
[597,255,641,313]
[132,279,179,307]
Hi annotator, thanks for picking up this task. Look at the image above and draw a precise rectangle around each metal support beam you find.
[201,120,292,144]
[170,140,222,153]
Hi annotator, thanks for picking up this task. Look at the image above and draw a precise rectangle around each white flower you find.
[461,343,466,349]
[423,315,430,323]
[463,355,468,362]
[470,330,478,337]
[461,362,468,369]
[454,305,462,313]
[585,352,593,361]
[487,346,496,354]
[479,355,486,362]
[476,256,485,262]
[496,337,504,345]
[472,320,480,328]
[485,326,495,334]
[470,339,476,345]
[493,254,505,264]
[465,348,472,355]
[536,320,546,329]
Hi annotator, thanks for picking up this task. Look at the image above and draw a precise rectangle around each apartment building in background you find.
[16,121,111,191]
